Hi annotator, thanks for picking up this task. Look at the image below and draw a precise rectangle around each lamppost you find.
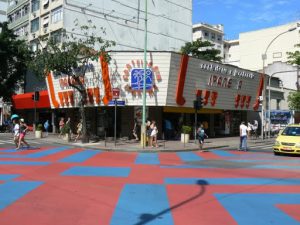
[141,0,148,148]
[268,70,298,138]
[261,26,297,139]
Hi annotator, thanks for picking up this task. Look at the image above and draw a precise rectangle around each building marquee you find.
[45,52,263,111]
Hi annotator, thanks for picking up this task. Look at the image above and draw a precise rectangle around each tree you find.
[180,38,222,62]
[287,43,300,65]
[287,43,300,110]
[28,20,115,143]
[287,91,300,111]
[0,22,31,101]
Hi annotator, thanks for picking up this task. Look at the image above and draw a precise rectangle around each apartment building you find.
[192,22,224,58]
[6,0,192,51]
[0,0,7,22]
[224,21,300,71]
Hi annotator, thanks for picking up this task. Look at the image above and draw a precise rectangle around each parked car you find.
[273,124,300,155]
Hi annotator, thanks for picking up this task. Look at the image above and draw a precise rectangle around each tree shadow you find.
[134,179,208,225]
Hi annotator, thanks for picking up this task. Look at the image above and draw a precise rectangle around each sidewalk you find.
[25,133,274,152]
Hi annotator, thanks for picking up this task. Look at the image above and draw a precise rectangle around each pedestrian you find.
[252,120,258,139]
[12,119,20,148]
[74,119,82,142]
[247,121,252,138]
[133,118,139,141]
[58,117,65,138]
[197,124,208,150]
[146,118,152,146]
[239,121,248,151]
[164,119,173,140]
[44,120,50,137]
[150,121,158,148]
[16,118,30,150]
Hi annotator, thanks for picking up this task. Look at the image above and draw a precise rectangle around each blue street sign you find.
[108,100,126,106]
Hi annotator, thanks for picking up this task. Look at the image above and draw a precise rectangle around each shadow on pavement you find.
[134,180,208,225]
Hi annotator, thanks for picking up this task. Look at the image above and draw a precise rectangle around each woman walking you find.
[74,119,82,142]
[16,119,30,150]
[150,121,158,148]
[58,117,65,138]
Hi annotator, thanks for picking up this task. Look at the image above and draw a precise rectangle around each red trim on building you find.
[175,54,189,105]
[253,74,264,111]
[12,90,51,109]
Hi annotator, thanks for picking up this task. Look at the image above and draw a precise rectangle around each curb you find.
[37,139,229,153]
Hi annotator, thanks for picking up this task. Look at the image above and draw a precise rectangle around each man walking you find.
[239,121,248,151]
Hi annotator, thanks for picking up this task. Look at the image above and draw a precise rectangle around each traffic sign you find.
[112,88,120,99]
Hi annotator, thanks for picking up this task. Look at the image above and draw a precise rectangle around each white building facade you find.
[7,0,192,52]
[192,23,224,59]
[224,21,300,71]
[223,21,300,125]
[0,0,7,22]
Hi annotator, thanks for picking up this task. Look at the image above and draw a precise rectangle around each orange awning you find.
[12,90,51,109]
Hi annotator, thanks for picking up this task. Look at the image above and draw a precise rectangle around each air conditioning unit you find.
[32,12,36,17]
[32,33,36,38]
[43,27,48,33]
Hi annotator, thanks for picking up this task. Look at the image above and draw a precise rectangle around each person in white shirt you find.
[239,121,248,151]
[12,119,20,148]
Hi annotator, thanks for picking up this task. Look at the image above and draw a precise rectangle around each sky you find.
[193,0,300,40]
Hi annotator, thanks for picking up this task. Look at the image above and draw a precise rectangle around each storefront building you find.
[40,52,263,139]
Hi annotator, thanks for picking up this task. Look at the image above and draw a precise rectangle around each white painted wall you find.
[238,21,300,71]
[224,40,240,67]
[63,0,192,51]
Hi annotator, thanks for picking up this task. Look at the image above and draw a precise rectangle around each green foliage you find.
[181,125,192,134]
[287,43,300,65]
[0,22,32,101]
[180,38,222,62]
[27,19,115,143]
[36,124,43,131]
[287,91,300,111]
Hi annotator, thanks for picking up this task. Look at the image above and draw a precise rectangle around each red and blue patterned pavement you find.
[0,146,300,225]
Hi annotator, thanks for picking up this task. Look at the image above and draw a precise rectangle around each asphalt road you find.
[0,135,299,225]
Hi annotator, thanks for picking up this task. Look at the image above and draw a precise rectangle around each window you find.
[21,5,29,16]
[31,18,39,32]
[217,35,222,41]
[9,0,17,6]
[51,30,62,43]
[211,33,215,40]
[51,7,62,23]
[273,52,282,58]
[204,31,209,37]
[31,0,40,12]
[15,9,21,20]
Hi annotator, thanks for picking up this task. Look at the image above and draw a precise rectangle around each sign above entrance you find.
[122,59,162,97]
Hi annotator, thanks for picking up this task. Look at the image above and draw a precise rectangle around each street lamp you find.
[268,70,298,138]
[261,26,298,139]
[141,0,148,148]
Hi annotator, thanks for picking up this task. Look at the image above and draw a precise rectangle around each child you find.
[197,124,208,150]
